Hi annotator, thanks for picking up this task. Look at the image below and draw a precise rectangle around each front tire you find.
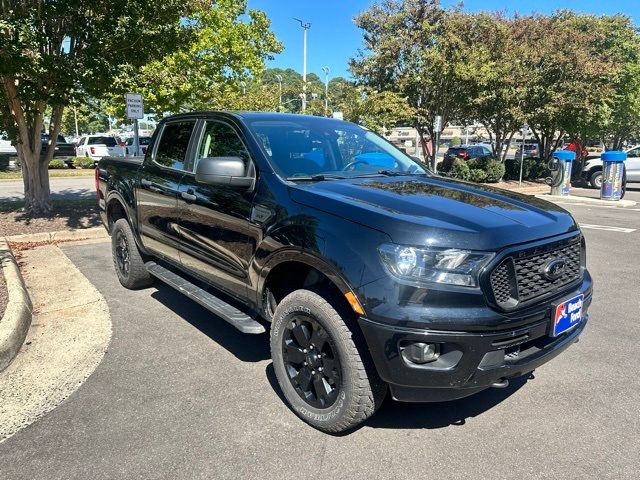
[111,218,154,289]
[270,289,386,433]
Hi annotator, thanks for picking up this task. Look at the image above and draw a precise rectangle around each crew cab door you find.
[136,119,197,264]
[625,147,640,182]
[177,118,256,301]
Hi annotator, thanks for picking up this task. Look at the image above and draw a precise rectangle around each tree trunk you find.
[502,131,516,162]
[21,150,52,214]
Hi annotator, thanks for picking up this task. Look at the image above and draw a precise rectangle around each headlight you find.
[377,244,494,287]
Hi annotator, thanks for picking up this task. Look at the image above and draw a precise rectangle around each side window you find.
[196,121,250,170]
[155,121,196,170]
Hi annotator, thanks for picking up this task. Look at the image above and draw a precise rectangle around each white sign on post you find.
[434,115,442,132]
[125,93,144,119]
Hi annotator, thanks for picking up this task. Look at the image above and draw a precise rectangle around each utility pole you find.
[294,18,311,113]
[73,105,79,138]
[321,66,330,116]
[275,74,283,110]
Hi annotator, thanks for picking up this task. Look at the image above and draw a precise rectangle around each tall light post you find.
[275,74,283,110]
[293,18,311,113]
[240,81,246,95]
[321,66,330,116]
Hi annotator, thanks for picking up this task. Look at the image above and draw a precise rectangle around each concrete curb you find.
[0,239,33,372]
[535,193,637,208]
[5,226,108,243]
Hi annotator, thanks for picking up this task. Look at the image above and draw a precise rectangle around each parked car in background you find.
[580,145,640,188]
[124,136,152,156]
[515,143,540,158]
[41,133,76,166]
[1,131,17,155]
[445,145,493,160]
[76,135,124,163]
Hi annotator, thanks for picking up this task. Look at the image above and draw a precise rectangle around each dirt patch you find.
[495,179,549,194]
[0,268,6,320]
[0,200,101,237]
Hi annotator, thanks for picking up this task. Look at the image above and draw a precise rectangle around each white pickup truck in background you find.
[76,135,125,163]
[580,145,640,188]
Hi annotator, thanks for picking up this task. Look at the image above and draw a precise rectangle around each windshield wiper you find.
[286,174,346,182]
[351,170,428,178]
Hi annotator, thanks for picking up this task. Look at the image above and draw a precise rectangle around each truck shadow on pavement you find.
[265,361,530,433]
[150,282,270,363]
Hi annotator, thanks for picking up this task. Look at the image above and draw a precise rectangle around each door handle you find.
[181,190,197,203]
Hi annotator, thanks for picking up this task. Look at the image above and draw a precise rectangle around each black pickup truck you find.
[97,112,592,432]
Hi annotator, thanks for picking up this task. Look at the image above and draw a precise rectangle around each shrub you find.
[484,160,506,183]
[504,157,547,180]
[446,158,471,181]
[469,168,488,183]
[0,154,10,171]
[450,136,462,147]
[48,159,66,169]
[72,156,95,169]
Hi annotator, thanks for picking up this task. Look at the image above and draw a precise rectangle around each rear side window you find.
[88,136,117,147]
[155,121,196,170]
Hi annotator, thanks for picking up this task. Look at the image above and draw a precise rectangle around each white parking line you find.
[580,224,637,233]
[555,202,640,212]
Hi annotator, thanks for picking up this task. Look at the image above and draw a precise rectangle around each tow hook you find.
[491,378,509,389]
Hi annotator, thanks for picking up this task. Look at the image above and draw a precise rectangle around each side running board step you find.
[145,261,265,334]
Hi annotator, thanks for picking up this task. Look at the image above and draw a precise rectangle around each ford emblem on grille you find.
[542,258,566,281]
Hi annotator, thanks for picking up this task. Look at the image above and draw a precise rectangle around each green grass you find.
[0,169,94,181]
[0,198,96,213]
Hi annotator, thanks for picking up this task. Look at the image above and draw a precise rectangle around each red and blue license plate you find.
[552,294,584,337]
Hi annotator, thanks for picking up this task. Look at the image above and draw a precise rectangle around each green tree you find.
[515,12,617,160]
[351,0,475,165]
[463,13,524,161]
[60,99,112,137]
[118,1,282,116]
[0,0,196,213]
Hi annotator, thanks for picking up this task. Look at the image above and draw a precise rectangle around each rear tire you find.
[589,170,603,189]
[270,289,386,433]
[111,218,154,289]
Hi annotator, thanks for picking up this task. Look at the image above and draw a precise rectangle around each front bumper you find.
[359,287,591,402]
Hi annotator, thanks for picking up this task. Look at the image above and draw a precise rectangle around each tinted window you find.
[196,122,250,169]
[88,136,117,147]
[155,121,195,170]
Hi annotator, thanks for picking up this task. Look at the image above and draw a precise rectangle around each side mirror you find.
[195,156,254,188]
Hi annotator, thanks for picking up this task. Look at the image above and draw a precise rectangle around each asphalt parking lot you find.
[0,188,639,479]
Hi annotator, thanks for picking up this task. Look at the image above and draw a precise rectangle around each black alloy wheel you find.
[282,314,342,409]
[114,229,130,277]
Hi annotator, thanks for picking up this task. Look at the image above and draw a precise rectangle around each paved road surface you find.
[0,176,94,201]
[0,197,639,479]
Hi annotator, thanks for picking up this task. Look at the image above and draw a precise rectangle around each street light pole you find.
[294,18,311,113]
[321,66,330,116]
[275,74,283,110]
[519,122,529,186]
[240,81,246,95]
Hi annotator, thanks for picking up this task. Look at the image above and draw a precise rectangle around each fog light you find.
[403,342,440,364]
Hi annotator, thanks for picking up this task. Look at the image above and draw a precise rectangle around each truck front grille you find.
[489,236,582,309]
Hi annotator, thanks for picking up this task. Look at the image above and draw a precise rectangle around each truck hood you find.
[289,175,578,250]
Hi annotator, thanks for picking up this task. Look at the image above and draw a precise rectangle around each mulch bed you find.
[0,200,101,237]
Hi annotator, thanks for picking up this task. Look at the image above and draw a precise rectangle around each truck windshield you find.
[246,118,427,179]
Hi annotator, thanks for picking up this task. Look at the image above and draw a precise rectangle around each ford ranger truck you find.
[97,112,592,433]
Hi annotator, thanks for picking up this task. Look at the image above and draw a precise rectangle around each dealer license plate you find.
[552,294,584,337]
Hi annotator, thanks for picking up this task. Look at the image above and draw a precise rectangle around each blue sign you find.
[553,294,583,337]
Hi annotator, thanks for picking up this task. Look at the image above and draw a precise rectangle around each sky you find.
[248,0,638,79]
